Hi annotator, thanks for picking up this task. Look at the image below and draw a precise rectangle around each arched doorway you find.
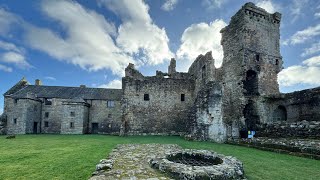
[272,105,287,121]
[243,70,259,95]
[243,100,259,130]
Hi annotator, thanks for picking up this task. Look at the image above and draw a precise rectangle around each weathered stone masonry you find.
[1,2,320,142]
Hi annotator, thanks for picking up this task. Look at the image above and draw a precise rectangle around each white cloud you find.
[0,108,3,115]
[290,0,309,23]
[0,64,12,72]
[315,12,320,18]
[0,40,30,70]
[278,55,320,87]
[301,42,320,57]
[202,0,226,9]
[0,8,20,35]
[1,51,31,69]
[98,79,122,89]
[44,76,56,81]
[176,19,227,71]
[0,40,22,53]
[255,0,280,13]
[284,24,320,45]
[0,1,134,76]
[100,0,174,66]
[161,0,179,11]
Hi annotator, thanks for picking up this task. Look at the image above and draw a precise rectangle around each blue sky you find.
[1,0,320,114]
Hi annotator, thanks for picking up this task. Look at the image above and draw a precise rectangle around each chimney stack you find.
[35,79,42,86]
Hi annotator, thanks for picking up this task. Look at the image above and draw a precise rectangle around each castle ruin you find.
[1,3,320,142]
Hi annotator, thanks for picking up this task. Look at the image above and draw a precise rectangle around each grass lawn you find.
[0,135,319,180]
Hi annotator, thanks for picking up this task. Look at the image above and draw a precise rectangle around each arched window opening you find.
[272,105,287,121]
[243,70,259,95]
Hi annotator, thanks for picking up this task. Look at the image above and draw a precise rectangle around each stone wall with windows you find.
[122,63,195,135]
[5,97,41,134]
[60,102,89,134]
[88,99,122,134]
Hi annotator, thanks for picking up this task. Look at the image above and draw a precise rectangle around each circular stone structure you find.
[150,149,244,180]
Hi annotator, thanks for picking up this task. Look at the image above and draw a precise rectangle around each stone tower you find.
[220,3,282,137]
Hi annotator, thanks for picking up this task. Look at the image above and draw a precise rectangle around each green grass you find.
[0,135,319,180]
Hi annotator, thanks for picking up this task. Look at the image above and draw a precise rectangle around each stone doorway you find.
[243,100,259,131]
[92,123,99,134]
[272,105,287,121]
[33,122,38,134]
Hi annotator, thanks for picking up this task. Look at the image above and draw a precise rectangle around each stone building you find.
[2,78,122,135]
[1,3,320,142]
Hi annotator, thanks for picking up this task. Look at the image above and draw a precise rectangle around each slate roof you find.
[9,85,122,100]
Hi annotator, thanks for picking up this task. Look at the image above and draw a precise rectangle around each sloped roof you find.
[9,85,122,100]
[4,77,29,96]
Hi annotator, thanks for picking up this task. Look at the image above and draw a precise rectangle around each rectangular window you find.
[108,114,112,118]
[70,122,74,128]
[144,94,150,101]
[45,112,49,118]
[13,118,17,124]
[70,112,75,117]
[44,121,49,127]
[107,101,115,108]
[181,94,185,101]
[256,54,260,61]
[44,98,52,105]
[14,99,18,104]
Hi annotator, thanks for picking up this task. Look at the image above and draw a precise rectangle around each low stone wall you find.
[257,121,320,138]
[227,137,320,160]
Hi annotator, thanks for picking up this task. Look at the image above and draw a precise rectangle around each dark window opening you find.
[181,94,185,101]
[275,59,279,65]
[45,112,49,118]
[256,54,260,61]
[44,98,52,105]
[108,114,112,118]
[14,99,18,104]
[70,122,74,128]
[144,94,150,101]
[243,70,259,95]
[272,105,287,121]
[70,112,75,117]
[44,121,49,127]
[202,65,206,79]
[107,101,115,108]
[13,118,17,124]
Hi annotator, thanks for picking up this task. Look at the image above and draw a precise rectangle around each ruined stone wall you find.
[88,100,122,134]
[190,82,226,142]
[263,87,320,124]
[188,51,217,96]
[257,120,320,138]
[220,3,282,137]
[123,76,195,135]
[5,97,41,134]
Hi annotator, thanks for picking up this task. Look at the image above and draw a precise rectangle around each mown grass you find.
[0,135,319,180]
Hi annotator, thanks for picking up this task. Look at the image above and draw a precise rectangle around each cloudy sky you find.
[1,0,320,114]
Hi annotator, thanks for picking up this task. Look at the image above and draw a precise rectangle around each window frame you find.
[107,100,115,108]
[144,94,150,101]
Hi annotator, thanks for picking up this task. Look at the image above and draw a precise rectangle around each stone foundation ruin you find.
[91,144,244,180]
